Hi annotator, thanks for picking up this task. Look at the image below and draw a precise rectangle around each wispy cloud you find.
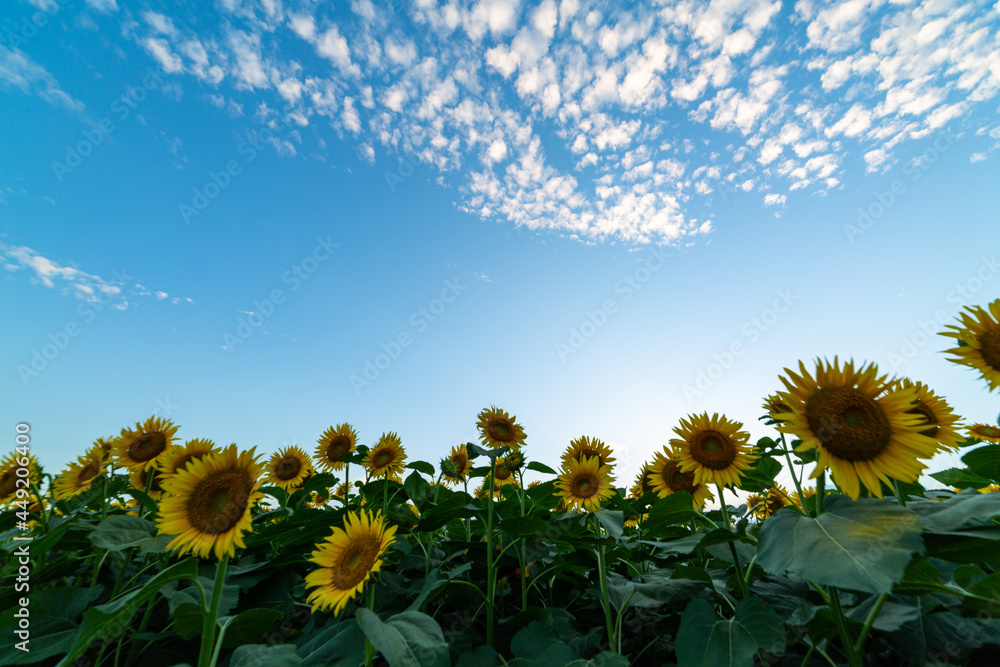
[0,46,85,114]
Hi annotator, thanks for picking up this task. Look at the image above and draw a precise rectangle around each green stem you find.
[345,463,350,506]
[815,470,826,516]
[779,433,807,508]
[486,461,497,648]
[101,472,109,520]
[853,593,889,656]
[892,479,907,507]
[110,548,134,599]
[90,549,109,587]
[517,470,528,612]
[29,483,49,533]
[364,584,375,667]
[197,552,230,667]
[828,586,861,667]
[716,485,750,599]
[593,516,616,650]
[125,599,157,665]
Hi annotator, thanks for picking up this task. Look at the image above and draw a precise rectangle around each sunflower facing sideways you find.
[889,379,964,452]
[0,452,42,508]
[440,444,471,485]
[364,432,406,479]
[941,299,1000,392]
[114,416,179,471]
[670,413,758,489]
[776,357,940,500]
[968,423,1000,444]
[304,509,398,615]
[648,450,715,509]
[156,445,266,560]
[561,435,616,469]
[477,406,527,451]
[157,438,217,476]
[554,455,615,512]
[629,462,656,500]
[265,445,314,490]
[315,423,358,472]
[53,446,105,501]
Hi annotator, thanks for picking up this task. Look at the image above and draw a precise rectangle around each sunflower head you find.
[477,406,527,451]
[53,447,105,501]
[762,394,794,423]
[968,423,1000,444]
[2,453,42,507]
[670,412,757,489]
[157,438,217,476]
[647,450,715,509]
[751,485,791,519]
[156,445,265,560]
[305,509,398,615]
[941,300,1000,391]
[777,357,940,500]
[502,450,525,473]
[315,424,358,471]
[894,379,964,452]
[439,444,471,485]
[362,432,406,479]
[554,455,615,513]
[266,445,314,490]
[561,435,615,469]
[629,463,656,499]
[308,489,331,508]
[130,466,166,500]
[114,416,179,471]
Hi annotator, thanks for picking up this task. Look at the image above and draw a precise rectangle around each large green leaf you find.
[739,456,782,494]
[642,492,696,535]
[403,471,431,508]
[908,490,1000,532]
[89,514,171,554]
[962,446,1000,482]
[407,460,436,476]
[222,608,284,648]
[594,509,623,541]
[231,644,301,667]
[455,646,501,667]
[929,468,993,489]
[510,622,577,664]
[355,609,449,667]
[57,558,199,666]
[297,619,366,667]
[564,652,631,667]
[675,598,784,667]
[757,495,924,594]
[0,587,105,666]
[526,460,557,475]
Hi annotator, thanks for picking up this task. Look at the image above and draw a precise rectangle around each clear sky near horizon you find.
[2,0,999,498]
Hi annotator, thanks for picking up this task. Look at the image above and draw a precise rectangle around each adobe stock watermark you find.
[17,268,134,386]
[683,289,798,402]
[221,236,339,351]
[1,0,71,50]
[350,278,468,394]
[884,254,999,372]
[556,247,670,362]
[843,128,959,243]
[51,69,162,183]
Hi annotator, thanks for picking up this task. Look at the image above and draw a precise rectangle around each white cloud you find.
[763,193,786,206]
[0,46,85,114]
[970,152,987,163]
[145,38,183,73]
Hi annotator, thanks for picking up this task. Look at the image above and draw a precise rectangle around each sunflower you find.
[941,300,1000,391]
[304,509,398,615]
[776,357,940,500]
[554,455,615,512]
[762,394,794,422]
[750,485,791,520]
[628,462,656,499]
[492,458,517,488]
[968,423,1000,444]
[794,486,817,508]
[561,435,616,469]
[477,406,527,451]
[129,466,166,500]
[114,416,178,471]
[315,423,358,472]
[53,447,105,501]
[503,450,526,473]
[440,444,471,485]
[265,445,313,490]
[157,438,217,476]
[308,490,331,508]
[334,482,349,498]
[746,493,764,515]
[647,450,715,509]
[670,413,758,489]
[980,484,1000,493]
[889,379,964,452]
[94,437,115,461]
[0,453,41,508]
[156,445,265,560]
[364,432,406,479]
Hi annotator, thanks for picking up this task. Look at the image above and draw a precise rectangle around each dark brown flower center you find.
[326,435,353,461]
[975,424,1000,438]
[690,430,737,470]
[372,448,395,468]
[571,472,598,498]
[330,535,380,590]
[275,456,302,480]
[663,460,698,493]
[494,462,513,481]
[0,470,16,498]
[906,400,939,438]
[78,462,101,484]
[487,418,516,443]
[171,452,205,475]
[979,329,1000,371]
[450,453,469,476]
[136,468,164,494]
[187,470,251,534]
[128,432,167,462]
[805,387,891,461]
[639,467,655,495]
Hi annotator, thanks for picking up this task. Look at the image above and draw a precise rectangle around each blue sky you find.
[2,0,999,495]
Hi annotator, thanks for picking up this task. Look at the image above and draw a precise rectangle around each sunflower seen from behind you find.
[554,455,615,512]
[364,432,406,479]
[156,444,265,560]
[648,450,715,509]
[266,445,313,490]
[670,412,757,489]
[561,435,616,469]
[305,509,398,615]
[776,357,939,500]
[477,406,527,451]
[941,299,1000,391]
[315,423,358,472]
[114,416,178,471]
[53,446,105,501]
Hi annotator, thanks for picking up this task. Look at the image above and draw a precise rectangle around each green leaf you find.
[847,596,919,631]
[297,619,366,667]
[962,446,1000,482]
[964,573,1000,617]
[222,608,284,648]
[407,460,436,476]
[757,495,924,594]
[643,492,696,534]
[739,456,782,494]
[510,622,577,664]
[57,558,200,666]
[403,471,431,508]
[929,468,993,489]
[564,652,631,667]
[89,514,170,554]
[909,489,1000,532]
[526,461,557,475]
[355,609,449,667]
[893,558,950,595]
[124,488,159,515]
[455,645,501,667]
[466,442,507,461]
[594,509,623,541]
[675,597,784,667]
[230,644,301,667]
[0,588,105,666]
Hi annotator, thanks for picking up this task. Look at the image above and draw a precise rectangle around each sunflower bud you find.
[440,457,459,478]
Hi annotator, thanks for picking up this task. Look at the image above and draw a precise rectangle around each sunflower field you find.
[3,301,1000,667]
